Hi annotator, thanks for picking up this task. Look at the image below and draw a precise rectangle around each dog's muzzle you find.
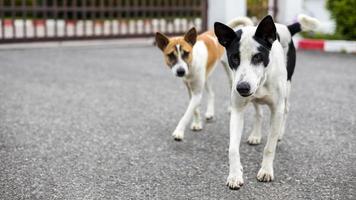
[236,82,252,97]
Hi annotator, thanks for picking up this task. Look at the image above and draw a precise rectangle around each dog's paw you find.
[247,135,261,145]
[205,113,214,121]
[278,134,283,142]
[257,167,274,182]
[190,122,202,131]
[226,174,244,190]
[172,130,184,141]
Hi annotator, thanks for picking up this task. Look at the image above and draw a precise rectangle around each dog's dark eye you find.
[168,52,176,62]
[182,50,189,59]
[230,54,240,65]
[251,53,263,65]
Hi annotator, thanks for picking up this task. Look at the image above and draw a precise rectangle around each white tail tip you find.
[298,14,320,31]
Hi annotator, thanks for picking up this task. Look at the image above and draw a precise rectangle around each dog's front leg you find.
[247,102,263,145]
[190,107,202,131]
[226,106,245,189]
[204,79,215,121]
[257,101,285,182]
[172,90,203,141]
[185,83,203,131]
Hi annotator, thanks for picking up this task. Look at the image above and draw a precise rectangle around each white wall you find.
[275,0,303,24]
[207,0,334,33]
[272,0,334,33]
[208,0,247,28]
[303,0,335,33]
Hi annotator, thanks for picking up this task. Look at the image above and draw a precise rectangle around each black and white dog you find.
[214,14,319,189]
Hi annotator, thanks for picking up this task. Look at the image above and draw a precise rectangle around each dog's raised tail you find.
[227,16,254,28]
[288,14,320,36]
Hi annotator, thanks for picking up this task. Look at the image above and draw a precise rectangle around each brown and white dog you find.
[155,17,253,141]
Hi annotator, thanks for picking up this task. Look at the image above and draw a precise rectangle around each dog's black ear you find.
[184,27,197,46]
[214,22,237,48]
[254,15,277,48]
[155,32,169,51]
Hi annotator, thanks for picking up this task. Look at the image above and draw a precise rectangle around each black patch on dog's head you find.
[253,15,277,50]
[226,30,242,70]
[251,46,270,67]
[214,22,243,70]
[167,52,178,67]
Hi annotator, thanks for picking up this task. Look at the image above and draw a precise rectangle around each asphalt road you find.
[0,44,355,200]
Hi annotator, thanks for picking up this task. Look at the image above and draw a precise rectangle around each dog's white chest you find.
[252,84,274,105]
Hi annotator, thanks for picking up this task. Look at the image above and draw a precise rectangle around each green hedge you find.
[327,0,356,40]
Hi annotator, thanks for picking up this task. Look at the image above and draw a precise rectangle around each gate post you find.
[273,0,303,23]
[201,0,209,31]
[207,0,247,28]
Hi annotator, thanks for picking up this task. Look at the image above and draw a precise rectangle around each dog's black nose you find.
[236,82,251,97]
[176,68,185,77]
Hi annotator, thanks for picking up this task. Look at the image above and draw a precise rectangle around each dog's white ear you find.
[184,27,197,46]
[155,32,169,51]
[214,22,237,48]
[254,15,276,48]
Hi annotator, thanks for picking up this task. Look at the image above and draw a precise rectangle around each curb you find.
[297,39,356,53]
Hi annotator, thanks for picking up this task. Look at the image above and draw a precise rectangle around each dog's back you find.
[196,31,225,76]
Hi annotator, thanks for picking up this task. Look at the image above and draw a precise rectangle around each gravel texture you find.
[0,45,355,200]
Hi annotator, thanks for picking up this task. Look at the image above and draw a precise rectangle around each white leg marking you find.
[257,102,285,182]
[204,79,215,121]
[173,90,203,141]
[279,82,291,141]
[227,106,245,189]
[247,103,263,145]
[185,83,203,132]
[190,107,203,131]
[278,99,289,141]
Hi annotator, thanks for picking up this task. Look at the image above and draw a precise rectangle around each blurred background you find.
[0,0,355,44]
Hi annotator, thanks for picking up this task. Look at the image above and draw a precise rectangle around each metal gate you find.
[0,0,208,44]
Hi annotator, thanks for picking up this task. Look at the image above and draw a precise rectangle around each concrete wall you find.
[273,0,334,33]
[208,0,246,28]
[303,0,335,33]
[207,0,334,33]
[275,0,303,24]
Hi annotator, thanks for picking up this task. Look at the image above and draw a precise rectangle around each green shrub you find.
[300,32,344,40]
[327,0,356,40]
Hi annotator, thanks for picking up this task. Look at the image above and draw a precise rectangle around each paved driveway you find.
[0,44,355,199]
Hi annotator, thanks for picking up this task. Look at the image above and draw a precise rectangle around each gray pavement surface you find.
[0,44,355,200]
